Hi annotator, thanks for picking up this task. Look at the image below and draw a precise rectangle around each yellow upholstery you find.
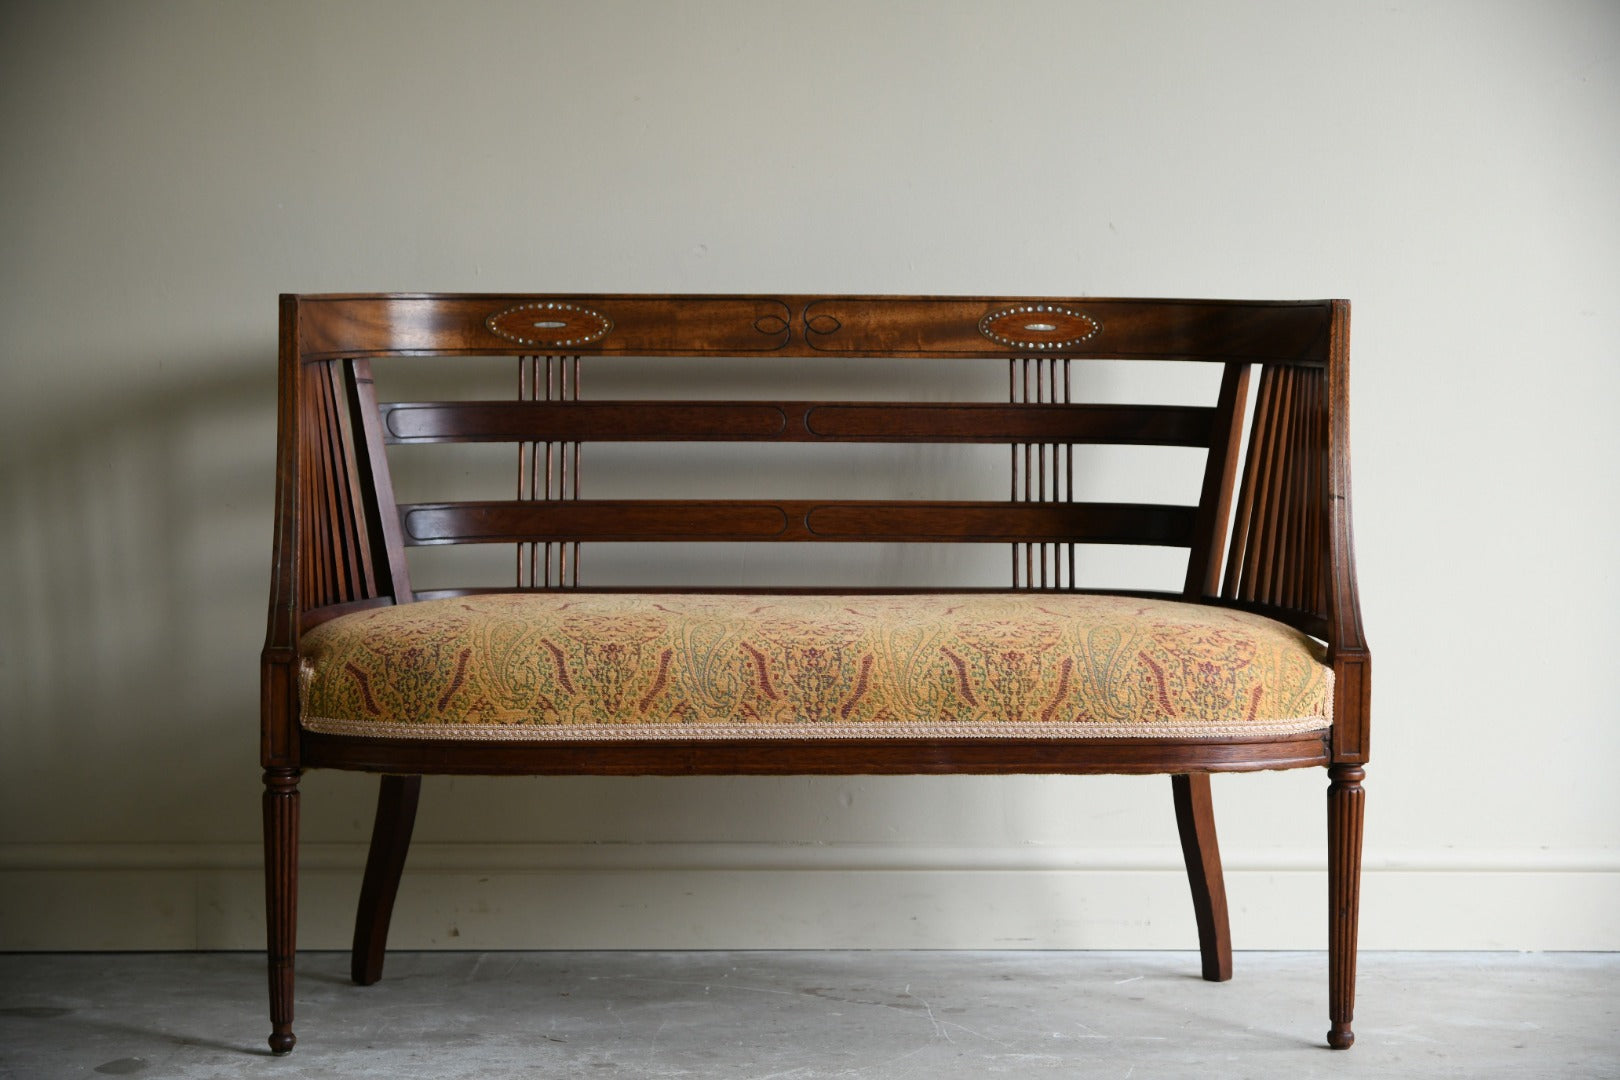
[299,593,1332,741]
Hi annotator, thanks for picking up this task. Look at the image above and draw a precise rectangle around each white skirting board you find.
[2,843,1616,951]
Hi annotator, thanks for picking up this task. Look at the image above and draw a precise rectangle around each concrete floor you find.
[1,952,1616,1078]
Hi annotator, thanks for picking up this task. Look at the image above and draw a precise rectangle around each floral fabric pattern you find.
[298,593,1332,741]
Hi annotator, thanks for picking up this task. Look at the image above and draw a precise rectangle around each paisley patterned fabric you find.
[298,593,1332,741]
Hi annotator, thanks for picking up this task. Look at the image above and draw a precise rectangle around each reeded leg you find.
[351,774,422,986]
[1172,773,1233,982]
[1327,763,1366,1049]
[263,767,301,1055]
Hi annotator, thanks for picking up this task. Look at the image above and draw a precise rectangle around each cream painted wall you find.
[1,0,1617,950]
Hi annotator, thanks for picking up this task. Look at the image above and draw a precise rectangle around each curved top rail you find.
[288,294,1335,365]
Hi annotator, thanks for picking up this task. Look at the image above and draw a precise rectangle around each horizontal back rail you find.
[378,400,1220,446]
[397,499,1198,547]
[411,584,1187,600]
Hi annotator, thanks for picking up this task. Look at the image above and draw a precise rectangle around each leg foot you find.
[1327,763,1365,1050]
[352,774,422,985]
[1172,773,1232,982]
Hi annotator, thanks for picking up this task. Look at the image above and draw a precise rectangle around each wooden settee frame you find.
[261,294,1370,1054]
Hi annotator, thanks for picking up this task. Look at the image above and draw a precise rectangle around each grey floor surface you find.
[1,951,1616,1079]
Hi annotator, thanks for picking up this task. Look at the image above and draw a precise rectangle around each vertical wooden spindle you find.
[571,354,582,586]
[1064,358,1074,589]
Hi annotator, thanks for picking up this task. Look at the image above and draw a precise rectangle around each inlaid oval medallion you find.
[486,302,614,347]
[978,305,1101,350]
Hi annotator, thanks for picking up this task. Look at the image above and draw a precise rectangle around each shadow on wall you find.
[0,356,276,842]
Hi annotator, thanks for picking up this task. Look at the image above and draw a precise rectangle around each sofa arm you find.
[1217,300,1368,759]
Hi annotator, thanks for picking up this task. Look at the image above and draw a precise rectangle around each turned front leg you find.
[263,767,301,1055]
[1327,763,1365,1049]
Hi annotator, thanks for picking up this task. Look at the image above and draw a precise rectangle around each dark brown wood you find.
[260,297,301,772]
[296,357,380,610]
[807,402,1212,445]
[308,365,345,604]
[351,774,422,986]
[397,499,1197,547]
[259,657,297,771]
[1183,362,1251,599]
[1221,366,1263,603]
[1327,763,1365,1049]
[297,374,326,609]
[265,298,301,659]
[327,362,375,600]
[1333,653,1372,763]
[1306,367,1325,614]
[1007,357,1077,589]
[1268,368,1301,607]
[1276,371,1303,609]
[514,354,586,589]
[301,730,1331,776]
[262,767,300,1055]
[1220,360,1337,635]
[300,596,394,633]
[264,294,1368,1052]
[378,400,1217,447]
[299,295,797,359]
[293,295,1332,363]
[798,298,1330,362]
[352,360,412,602]
[1172,774,1232,981]
[1204,595,1331,644]
[1324,301,1371,764]
[411,583,1189,600]
[1248,365,1295,604]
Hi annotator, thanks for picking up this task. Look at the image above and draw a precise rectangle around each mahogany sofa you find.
[261,294,1370,1053]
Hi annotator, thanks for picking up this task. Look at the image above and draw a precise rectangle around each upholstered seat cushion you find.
[298,593,1332,741]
